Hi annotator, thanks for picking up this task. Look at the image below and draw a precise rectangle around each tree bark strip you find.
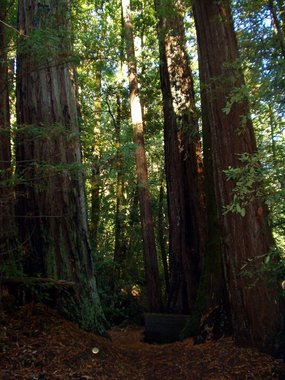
[0,2,18,271]
[113,87,127,289]
[16,0,106,333]
[269,0,285,59]
[154,0,205,313]
[157,175,169,297]
[90,70,102,251]
[122,0,163,312]
[192,0,283,354]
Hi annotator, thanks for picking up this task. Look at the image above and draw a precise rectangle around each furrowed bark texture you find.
[122,0,163,312]
[16,0,106,333]
[193,0,282,353]
[155,0,205,313]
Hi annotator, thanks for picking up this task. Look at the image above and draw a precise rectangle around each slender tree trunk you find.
[157,174,169,297]
[90,71,102,251]
[122,0,163,312]
[16,0,106,333]
[0,2,17,271]
[269,0,285,59]
[90,161,101,250]
[269,107,277,162]
[276,0,285,26]
[125,187,140,265]
[113,88,126,289]
[192,0,283,354]
[154,0,205,313]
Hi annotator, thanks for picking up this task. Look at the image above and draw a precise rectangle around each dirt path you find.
[110,327,284,380]
[0,304,284,379]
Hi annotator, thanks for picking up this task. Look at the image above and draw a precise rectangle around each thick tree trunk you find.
[192,0,283,354]
[0,3,17,271]
[122,0,163,312]
[184,112,229,337]
[16,0,106,333]
[154,0,205,313]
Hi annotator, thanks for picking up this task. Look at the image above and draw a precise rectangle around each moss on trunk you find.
[16,0,106,334]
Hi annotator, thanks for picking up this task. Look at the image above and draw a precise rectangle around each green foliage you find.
[93,252,145,325]
[223,83,250,116]
[100,286,144,326]
[233,0,285,116]
[18,28,63,62]
[223,153,264,217]
[222,1,285,257]
[240,245,285,292]
[224,149,285,253]
[53,283,108,335]
[0,254,23,278]
[74,0,166,312]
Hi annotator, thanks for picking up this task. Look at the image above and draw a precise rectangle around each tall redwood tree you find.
[122,0,163,312]
[192,0,283,353]
[154,0,205,313]
[16,0,106,332]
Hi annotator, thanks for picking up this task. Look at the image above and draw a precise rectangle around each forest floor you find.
[0,303,285,380]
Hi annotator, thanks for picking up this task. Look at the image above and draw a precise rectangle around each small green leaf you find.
[264,255,270,265]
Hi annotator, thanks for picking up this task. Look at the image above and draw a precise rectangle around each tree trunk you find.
[113,88,126,289]
[184,108,229,337]
[157,174,169,298]
[16,0,106,333]
[154,0,205,313]
[122,0,163,312]
[0,2,18,272]
[276,0,285,26]
[90,71,102,251]
[192,0,283,354]
[269,0,285,59]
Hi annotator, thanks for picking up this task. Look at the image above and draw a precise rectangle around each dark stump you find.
[144,313,189,344]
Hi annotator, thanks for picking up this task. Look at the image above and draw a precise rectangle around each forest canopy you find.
[0,0,284,357]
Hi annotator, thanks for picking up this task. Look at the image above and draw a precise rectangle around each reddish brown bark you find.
[122,0,163,312]
[16,0,106,332]
[192,0,283,353]
[155,0,205,313]
[157,175,169,297]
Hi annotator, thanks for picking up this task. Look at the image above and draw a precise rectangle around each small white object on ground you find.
[92,347,100,354]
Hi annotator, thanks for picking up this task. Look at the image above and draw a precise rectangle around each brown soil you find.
[0,303,284,379]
